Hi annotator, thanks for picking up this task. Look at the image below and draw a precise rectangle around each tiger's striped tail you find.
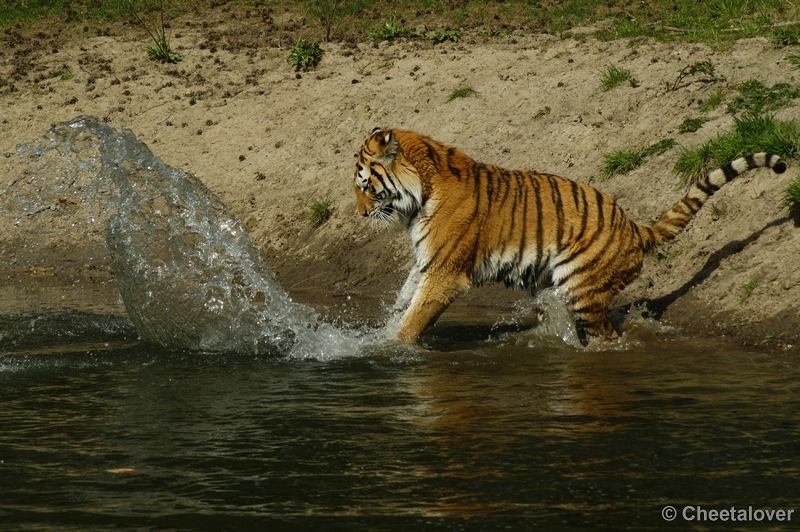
[639,153,787,250]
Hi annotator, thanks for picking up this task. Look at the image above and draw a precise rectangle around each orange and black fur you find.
[353,128,787,344]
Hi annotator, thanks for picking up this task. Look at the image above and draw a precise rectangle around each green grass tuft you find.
[740,277,759,303]
[369,16,409,40]
[532,106,551,120]
[726,79,800,116]
[601,149,643,181]
[60,67,74,81]
[674,115,800,184]
[309,197,333,227]
[699,88,725,112]
[785,175,800,211]
[773,24,800,46]
[146,38,181,63]
[599,63,633,91]
[642,138,677,157]
[447,86,477,102]
[601,138,677,180]
[288,40,324,71]
[678,117,710,134]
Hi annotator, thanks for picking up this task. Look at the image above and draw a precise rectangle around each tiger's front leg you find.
[396,270,471,343]
[393,264,422,313]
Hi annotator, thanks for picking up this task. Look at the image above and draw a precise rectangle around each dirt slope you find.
[1,12,798,351]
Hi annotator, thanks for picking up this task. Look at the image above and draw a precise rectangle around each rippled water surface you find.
[1,318,799,531]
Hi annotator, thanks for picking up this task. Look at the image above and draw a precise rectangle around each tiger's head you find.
[353,127,423,225]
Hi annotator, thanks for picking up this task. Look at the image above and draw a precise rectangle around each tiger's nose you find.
[359,208,369,217]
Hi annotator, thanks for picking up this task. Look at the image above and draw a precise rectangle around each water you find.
[1,333,798,530]
[1,120,799,530]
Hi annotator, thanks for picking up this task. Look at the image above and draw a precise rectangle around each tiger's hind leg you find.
[571,293,619,346]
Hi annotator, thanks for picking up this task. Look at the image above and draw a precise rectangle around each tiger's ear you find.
[373,129,398,164]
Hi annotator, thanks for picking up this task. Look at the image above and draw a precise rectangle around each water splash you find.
[2,116,368,358]
[508,288,584,349]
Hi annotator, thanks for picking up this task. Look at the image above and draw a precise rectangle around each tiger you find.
[352,127,787,345]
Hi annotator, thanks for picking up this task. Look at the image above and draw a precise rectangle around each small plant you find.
[726,79,800,116]
[125,0,181,63]
[601,149,643,180]
[785,174,800,217]
[447,86,477,102]
[674,115,800,184]
[773,24,800,46]
[307,0,365,42]
[60,66,74,81]
[364,105,388,121]
[678,117,710,134]
[369,16,409,40]
[309,197,333,227]
[601,138,676,180]
[667,61,717,91]
[656,247,683,263]
[532,106,551,120]
[612,18,647,39]
[740,277,758,303]
[599,63,634,91]
[146,39,181,63]
[709,202,727,220]
[289,40,324,71]
[476,27,505,37]
[642,138,677,157]
[426,28,464,44]
[698,88,725,112]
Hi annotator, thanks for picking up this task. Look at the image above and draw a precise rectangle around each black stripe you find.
[533,178,544,276]
[683,196,703,213]
[695,179,715,195]
[520,176,529,256]
[549,176,565,245]
[447,148,462,180]
[594,189,606,231]
[745,154,758,169]
[721,163,738,182]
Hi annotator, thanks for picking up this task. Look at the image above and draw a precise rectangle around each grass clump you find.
[740,278,759,303]
[447,86,477,102]
[426,28,464,43]
[674,114,800,184]
[784,175,800,216]
[288,40,324,70]
[642,138,678,157]
[601,149,643,180]
[369,16,409,40]
[124,0,181,63]
[309,197,333,227]
[60,66,74,81]
[532,106,551,120]
[601,138,677,180]
[678,117,710,134]
[306,0,368,42]
[699,88,725,112]
[773,24,800,46]
[726,79,800,116]
[599,63,635,90]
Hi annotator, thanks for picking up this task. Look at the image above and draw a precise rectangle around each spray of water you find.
[2,116,373,358]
